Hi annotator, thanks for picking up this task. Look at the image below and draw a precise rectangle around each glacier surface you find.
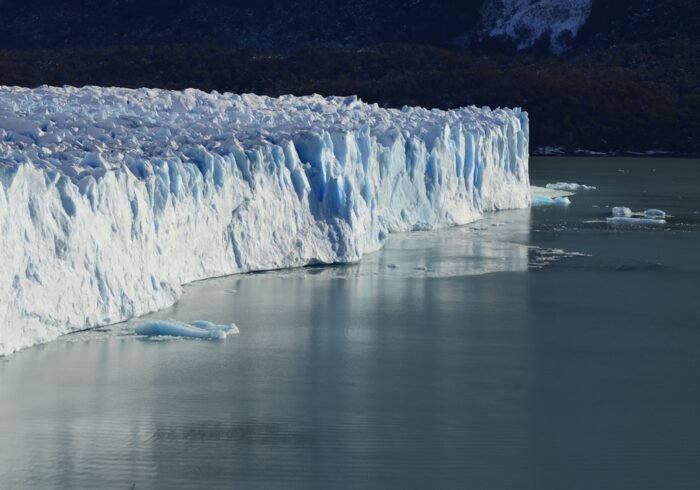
[0,86,530,356]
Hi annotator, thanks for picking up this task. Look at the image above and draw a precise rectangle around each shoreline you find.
[532,148,700,159]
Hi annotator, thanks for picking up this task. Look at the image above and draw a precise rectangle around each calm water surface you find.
[1,157,700,489]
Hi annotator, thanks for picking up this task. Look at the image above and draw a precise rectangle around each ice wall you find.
[0,86,529,355]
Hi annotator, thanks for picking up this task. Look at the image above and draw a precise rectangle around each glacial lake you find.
[1,157,699,489]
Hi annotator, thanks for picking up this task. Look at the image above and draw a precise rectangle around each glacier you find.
[0,85,530,356]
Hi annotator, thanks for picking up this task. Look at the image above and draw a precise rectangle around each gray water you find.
[1,157,699,489]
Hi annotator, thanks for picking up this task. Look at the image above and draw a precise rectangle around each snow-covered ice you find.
[546,182,596,192]
[0,86,530,355]
[135,320,238,340]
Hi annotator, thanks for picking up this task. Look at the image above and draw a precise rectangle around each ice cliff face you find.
[481,0,592,54]
[0,86,529,355]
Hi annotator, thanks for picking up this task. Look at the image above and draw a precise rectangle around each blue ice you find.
[135,320,239,340]
[531,195,571,207]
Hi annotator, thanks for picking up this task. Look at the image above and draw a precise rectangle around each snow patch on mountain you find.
[481,0,592,54]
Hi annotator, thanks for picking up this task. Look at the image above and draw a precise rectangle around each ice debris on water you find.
[528,246,591,269]
[530,185,572,207]
[612,207,632,217]
[0,85,530,355]
[545,182,596,192]
[608,217,666,226]
[643,209,666,219]
[607,207,667,226]
[135,320,239,340]
[531,195,571,207]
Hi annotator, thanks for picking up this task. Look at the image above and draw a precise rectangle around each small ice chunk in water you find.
[135,320,238,339]
[546,182,596,192]
[532,195,571,207]
[607,207,666,225]
[612,207,632,217]
[188,320,239,334]
[643,209,666,219]
[607,217,666,226]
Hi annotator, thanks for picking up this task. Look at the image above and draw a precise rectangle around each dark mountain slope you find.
[580,0,700,49]
[1,42,698,154]
[1,0,698,53]
[0,1,698,154]
[0,0,483,50]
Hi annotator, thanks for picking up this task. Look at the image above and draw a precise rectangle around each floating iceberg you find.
[607,207,666,226]
[546,182,596,192]
[135,320,238,340]
[643,209,666,219]
[612,206,633,217]
[531,195,571,207]
[0,86,530,355]
[607,217,666,226]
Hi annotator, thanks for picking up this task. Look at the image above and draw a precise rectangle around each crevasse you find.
[0,86,530,355]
